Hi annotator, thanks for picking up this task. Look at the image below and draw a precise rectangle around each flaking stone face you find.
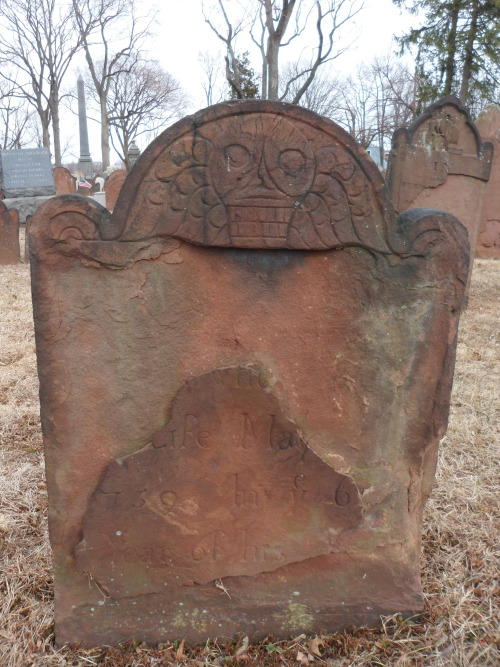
[28,100,469,647]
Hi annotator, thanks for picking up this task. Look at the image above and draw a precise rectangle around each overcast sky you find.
[72,0,418,166]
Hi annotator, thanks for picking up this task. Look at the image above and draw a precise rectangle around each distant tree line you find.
[202,0,500,165]
[1,0,498,171]
[0,0,185,170]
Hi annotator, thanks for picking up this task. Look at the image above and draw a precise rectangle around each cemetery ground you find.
[0,238,498,666]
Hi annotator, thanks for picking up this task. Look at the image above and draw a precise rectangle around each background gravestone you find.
[0,148,56,198]
[53,167,76,196]
[386,96,492,288]
[0,202,20,264]
[29,101,469,648]
[104,168,126,212]
[475,104,500,259]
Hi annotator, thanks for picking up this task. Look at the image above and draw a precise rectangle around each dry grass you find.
[0,248,498,666]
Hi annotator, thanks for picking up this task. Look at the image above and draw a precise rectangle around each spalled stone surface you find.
[387,95,492,286]
[0,202,20,264]
[475,104,500,258]
[29,100,469,648]
[53,167,76,195]
[104,168,126,212]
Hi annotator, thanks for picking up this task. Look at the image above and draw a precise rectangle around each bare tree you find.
[204,0,363,103]
[0,0,95,165]
[71,0,154,170]
[202,0,255,99]
[280,62,344,117]
[0,74,39,149]
[199,50,227,106]
[328,55,419,167]
[105,56,186,170]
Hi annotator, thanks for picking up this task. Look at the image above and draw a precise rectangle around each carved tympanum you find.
[387,95,493,214]
[75,367,362,596]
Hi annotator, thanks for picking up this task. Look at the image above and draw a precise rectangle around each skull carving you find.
[146,109,381,250]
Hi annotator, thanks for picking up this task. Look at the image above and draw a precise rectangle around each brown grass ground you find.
[0,240,498,666]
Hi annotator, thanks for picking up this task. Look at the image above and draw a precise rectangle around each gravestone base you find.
[3,195,54,224]
[56,557,421,646]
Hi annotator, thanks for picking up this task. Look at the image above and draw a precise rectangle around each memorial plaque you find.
[0,202,20,264]
[104,168,126,212]
[475,105,500,258]
[386,95,492,289]
[29,101,469,647]
[0,148,56,198]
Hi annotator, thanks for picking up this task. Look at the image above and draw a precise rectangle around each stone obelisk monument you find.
[77,75,93,178]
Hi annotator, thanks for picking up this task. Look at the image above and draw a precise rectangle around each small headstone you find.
[0,148,56,198]
[29,101,469,648]
[104,168,126,212]
[386,95,492,287]
[53,167,76,195]
[475,105,500,258]
[0,202,20,264]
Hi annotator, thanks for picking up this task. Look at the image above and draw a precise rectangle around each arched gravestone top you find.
[53,167,76,195]
[79,101,399,253]
[28,101,470,647]
[387,95,493,216]
[103,168,126,212]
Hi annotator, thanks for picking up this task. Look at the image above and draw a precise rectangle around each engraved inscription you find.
[75,366,362,597]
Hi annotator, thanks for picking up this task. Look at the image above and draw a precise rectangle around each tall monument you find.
[77,75,93,178]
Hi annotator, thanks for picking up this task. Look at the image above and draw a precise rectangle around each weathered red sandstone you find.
[53,167,76,195]
[475,104,500,258]
[104,168,127,212]
[387,95,492,287]
[0,202,20,264]
[29,101,469,648]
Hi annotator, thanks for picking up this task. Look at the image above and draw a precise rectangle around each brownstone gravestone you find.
[475,105,500,259]
[29,101,469,648]
[387,95,492,286]
[53,167,76,195]
[0,201,20,264]
[104,168,127,212]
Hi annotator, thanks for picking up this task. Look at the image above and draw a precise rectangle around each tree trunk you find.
[443,1,460,95]
[261,54,268,100]
[267,38,279,100]
[101,97,110,171]
[459,2,480,103]
[52,101,62,167]
[40,110,51,153]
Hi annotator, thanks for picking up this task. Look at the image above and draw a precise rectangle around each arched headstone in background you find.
[386,95,492,289]
[475,104,500,258]
[53,167,76,196]
[104,168,127,212]
[29,101,469,647]
[0,202,20,264]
